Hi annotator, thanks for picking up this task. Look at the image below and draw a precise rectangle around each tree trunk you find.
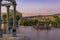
[1,23,6,33]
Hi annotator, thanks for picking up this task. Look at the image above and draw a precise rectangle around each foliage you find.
[19,19,39,26]
[53,15,60,28]
[2,13,7,23]
[2,10,22,26]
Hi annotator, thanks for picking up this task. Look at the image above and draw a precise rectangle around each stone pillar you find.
[12,4,17,37]
[6,5,10,34]
[0,0,3,38]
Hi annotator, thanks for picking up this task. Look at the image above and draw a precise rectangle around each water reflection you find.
[17,26,60,40]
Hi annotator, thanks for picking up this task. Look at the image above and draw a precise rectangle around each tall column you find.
[0,0,3,38]
[12,4,17,37]
[6,5,10,34]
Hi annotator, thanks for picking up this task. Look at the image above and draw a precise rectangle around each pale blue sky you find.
[2,0,60,16]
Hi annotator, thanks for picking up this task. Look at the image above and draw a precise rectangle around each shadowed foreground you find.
[17,26,60,40]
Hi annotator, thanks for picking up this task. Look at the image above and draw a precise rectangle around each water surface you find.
[17,26,60,40]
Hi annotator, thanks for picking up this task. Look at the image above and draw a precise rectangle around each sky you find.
[1,0,60,17]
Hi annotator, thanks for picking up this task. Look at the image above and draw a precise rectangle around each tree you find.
[2,13,7,24]
[2,10,22,27]
[9,10,22,27]
[2,13,7,33]
[53,15,60,28]
[19,19,39,26]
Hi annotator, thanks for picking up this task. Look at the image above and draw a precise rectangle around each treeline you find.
[18,15,60,28]
[19,19,39,26]
[2,10,60,28]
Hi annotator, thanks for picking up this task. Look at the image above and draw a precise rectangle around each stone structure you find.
[0,0,24,40]
[0,0,17,38]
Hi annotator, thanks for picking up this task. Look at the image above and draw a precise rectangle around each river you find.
[17,26,60,40]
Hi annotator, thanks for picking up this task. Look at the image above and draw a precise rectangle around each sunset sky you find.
[1,0,60,17]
